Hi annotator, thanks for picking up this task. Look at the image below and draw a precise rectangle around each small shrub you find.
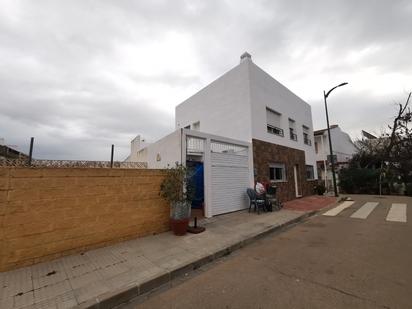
[339,168,379,194]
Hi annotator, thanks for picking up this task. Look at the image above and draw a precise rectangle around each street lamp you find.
[323,82,348,197]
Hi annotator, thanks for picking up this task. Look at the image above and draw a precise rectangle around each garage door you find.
[210,144,251,216]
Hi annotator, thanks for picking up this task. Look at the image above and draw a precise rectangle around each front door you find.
[293,164,302,197]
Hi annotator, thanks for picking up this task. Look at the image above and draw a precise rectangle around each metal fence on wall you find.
[0,158,147,169]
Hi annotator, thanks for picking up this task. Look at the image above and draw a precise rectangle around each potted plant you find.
[160,164,195,236]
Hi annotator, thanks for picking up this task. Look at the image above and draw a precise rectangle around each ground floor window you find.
[306,165,315,180]
[269,163,286,182]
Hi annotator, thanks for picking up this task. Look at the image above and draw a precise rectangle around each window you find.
[269,163,286,182]
[302,125,312,146]
[289,118,297,141]
[266,108,284,137]
[306,165,315,180]
[315,141,318,153]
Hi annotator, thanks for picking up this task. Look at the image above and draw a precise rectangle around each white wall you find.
[175,58,253,142]
[137,130,182,169]
[248,61,318,177]
[126,135,151,162]
[315,126,356,163]
[175,55,318,177]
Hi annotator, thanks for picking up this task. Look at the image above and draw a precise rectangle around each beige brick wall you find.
[0,167,169,271]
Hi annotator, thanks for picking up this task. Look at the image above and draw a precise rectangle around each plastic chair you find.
[246,188,266,214]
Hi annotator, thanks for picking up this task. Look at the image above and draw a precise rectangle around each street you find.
[123,195,411,309]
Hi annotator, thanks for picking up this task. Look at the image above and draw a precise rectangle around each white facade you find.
[127,131,182,169]
[127,129,254,218]
[314,125,356,190]
[175,53,317,178]
[314,125,356,163]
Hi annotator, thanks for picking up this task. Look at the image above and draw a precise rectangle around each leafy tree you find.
[340,92,411,195]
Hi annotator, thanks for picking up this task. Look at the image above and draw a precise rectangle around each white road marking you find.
[386,203,407,222]
[323,201,355,216]
[350,202,379,219]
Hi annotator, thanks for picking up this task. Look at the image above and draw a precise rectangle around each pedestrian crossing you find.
[322,201,408,223]
[386,203,407,222]
[350,202,379,219]
[322,201,355,216]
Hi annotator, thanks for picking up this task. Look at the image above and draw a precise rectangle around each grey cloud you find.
[1,0,411,160]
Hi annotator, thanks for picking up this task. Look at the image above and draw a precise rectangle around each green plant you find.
[339,167,379,194]
[160,164,195,220]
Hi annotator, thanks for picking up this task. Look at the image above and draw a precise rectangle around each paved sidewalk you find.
[0,197,335,309]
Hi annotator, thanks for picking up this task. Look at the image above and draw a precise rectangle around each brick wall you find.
[252,139,316,202]
[0,168,169,272]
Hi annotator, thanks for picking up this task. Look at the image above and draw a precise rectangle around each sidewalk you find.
[0,196,336,309]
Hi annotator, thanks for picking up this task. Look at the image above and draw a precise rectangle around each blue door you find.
[187,161,204,209]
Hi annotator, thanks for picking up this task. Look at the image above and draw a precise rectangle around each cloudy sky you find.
[1,0,411,160]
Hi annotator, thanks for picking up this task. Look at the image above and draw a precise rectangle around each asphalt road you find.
[123,195,411,309]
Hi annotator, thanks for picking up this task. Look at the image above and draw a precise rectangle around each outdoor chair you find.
[266,186,282,211]
[246,188,266,214]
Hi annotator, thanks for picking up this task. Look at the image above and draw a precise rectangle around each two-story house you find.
[314,125,357,191]
[175,52,317,202]
[127,52,318,216]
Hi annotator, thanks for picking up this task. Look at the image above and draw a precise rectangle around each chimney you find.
[240,52,252,63]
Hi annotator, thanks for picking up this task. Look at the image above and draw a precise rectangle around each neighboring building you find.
[314,125,357,191]
[127,52,319,216]
[0,139,27,160]
[361,130,377,140]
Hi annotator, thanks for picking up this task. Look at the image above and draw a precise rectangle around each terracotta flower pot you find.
[170,218,190,236]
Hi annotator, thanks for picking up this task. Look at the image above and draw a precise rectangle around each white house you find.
[314,125,357,190]
[127,52,319,216]
[175,52,318,202]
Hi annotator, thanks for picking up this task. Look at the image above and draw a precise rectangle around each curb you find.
[79,210,320,309]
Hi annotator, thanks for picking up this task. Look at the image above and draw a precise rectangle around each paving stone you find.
[68,271,104,290]
[73,280,110,304]
[61,255,97,279]
[0,296,14,309]
[32,261,68,290]
[23,291,77,309]
[0,266,33,298]
[34,280,72,304]
[13,290,34,308]
[96,261,130,280]
[86,249,126,269]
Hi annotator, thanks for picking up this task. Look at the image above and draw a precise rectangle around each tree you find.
[341,92,411,195]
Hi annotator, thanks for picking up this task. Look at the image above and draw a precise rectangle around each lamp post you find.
[323,82,348,197]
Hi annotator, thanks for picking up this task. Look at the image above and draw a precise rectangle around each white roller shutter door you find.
[210,152,250,216]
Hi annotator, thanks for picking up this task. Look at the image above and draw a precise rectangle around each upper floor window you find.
[315,141,319,153]
[302,125,312,146]
[266,108,284,137]
[289,118,297,141]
